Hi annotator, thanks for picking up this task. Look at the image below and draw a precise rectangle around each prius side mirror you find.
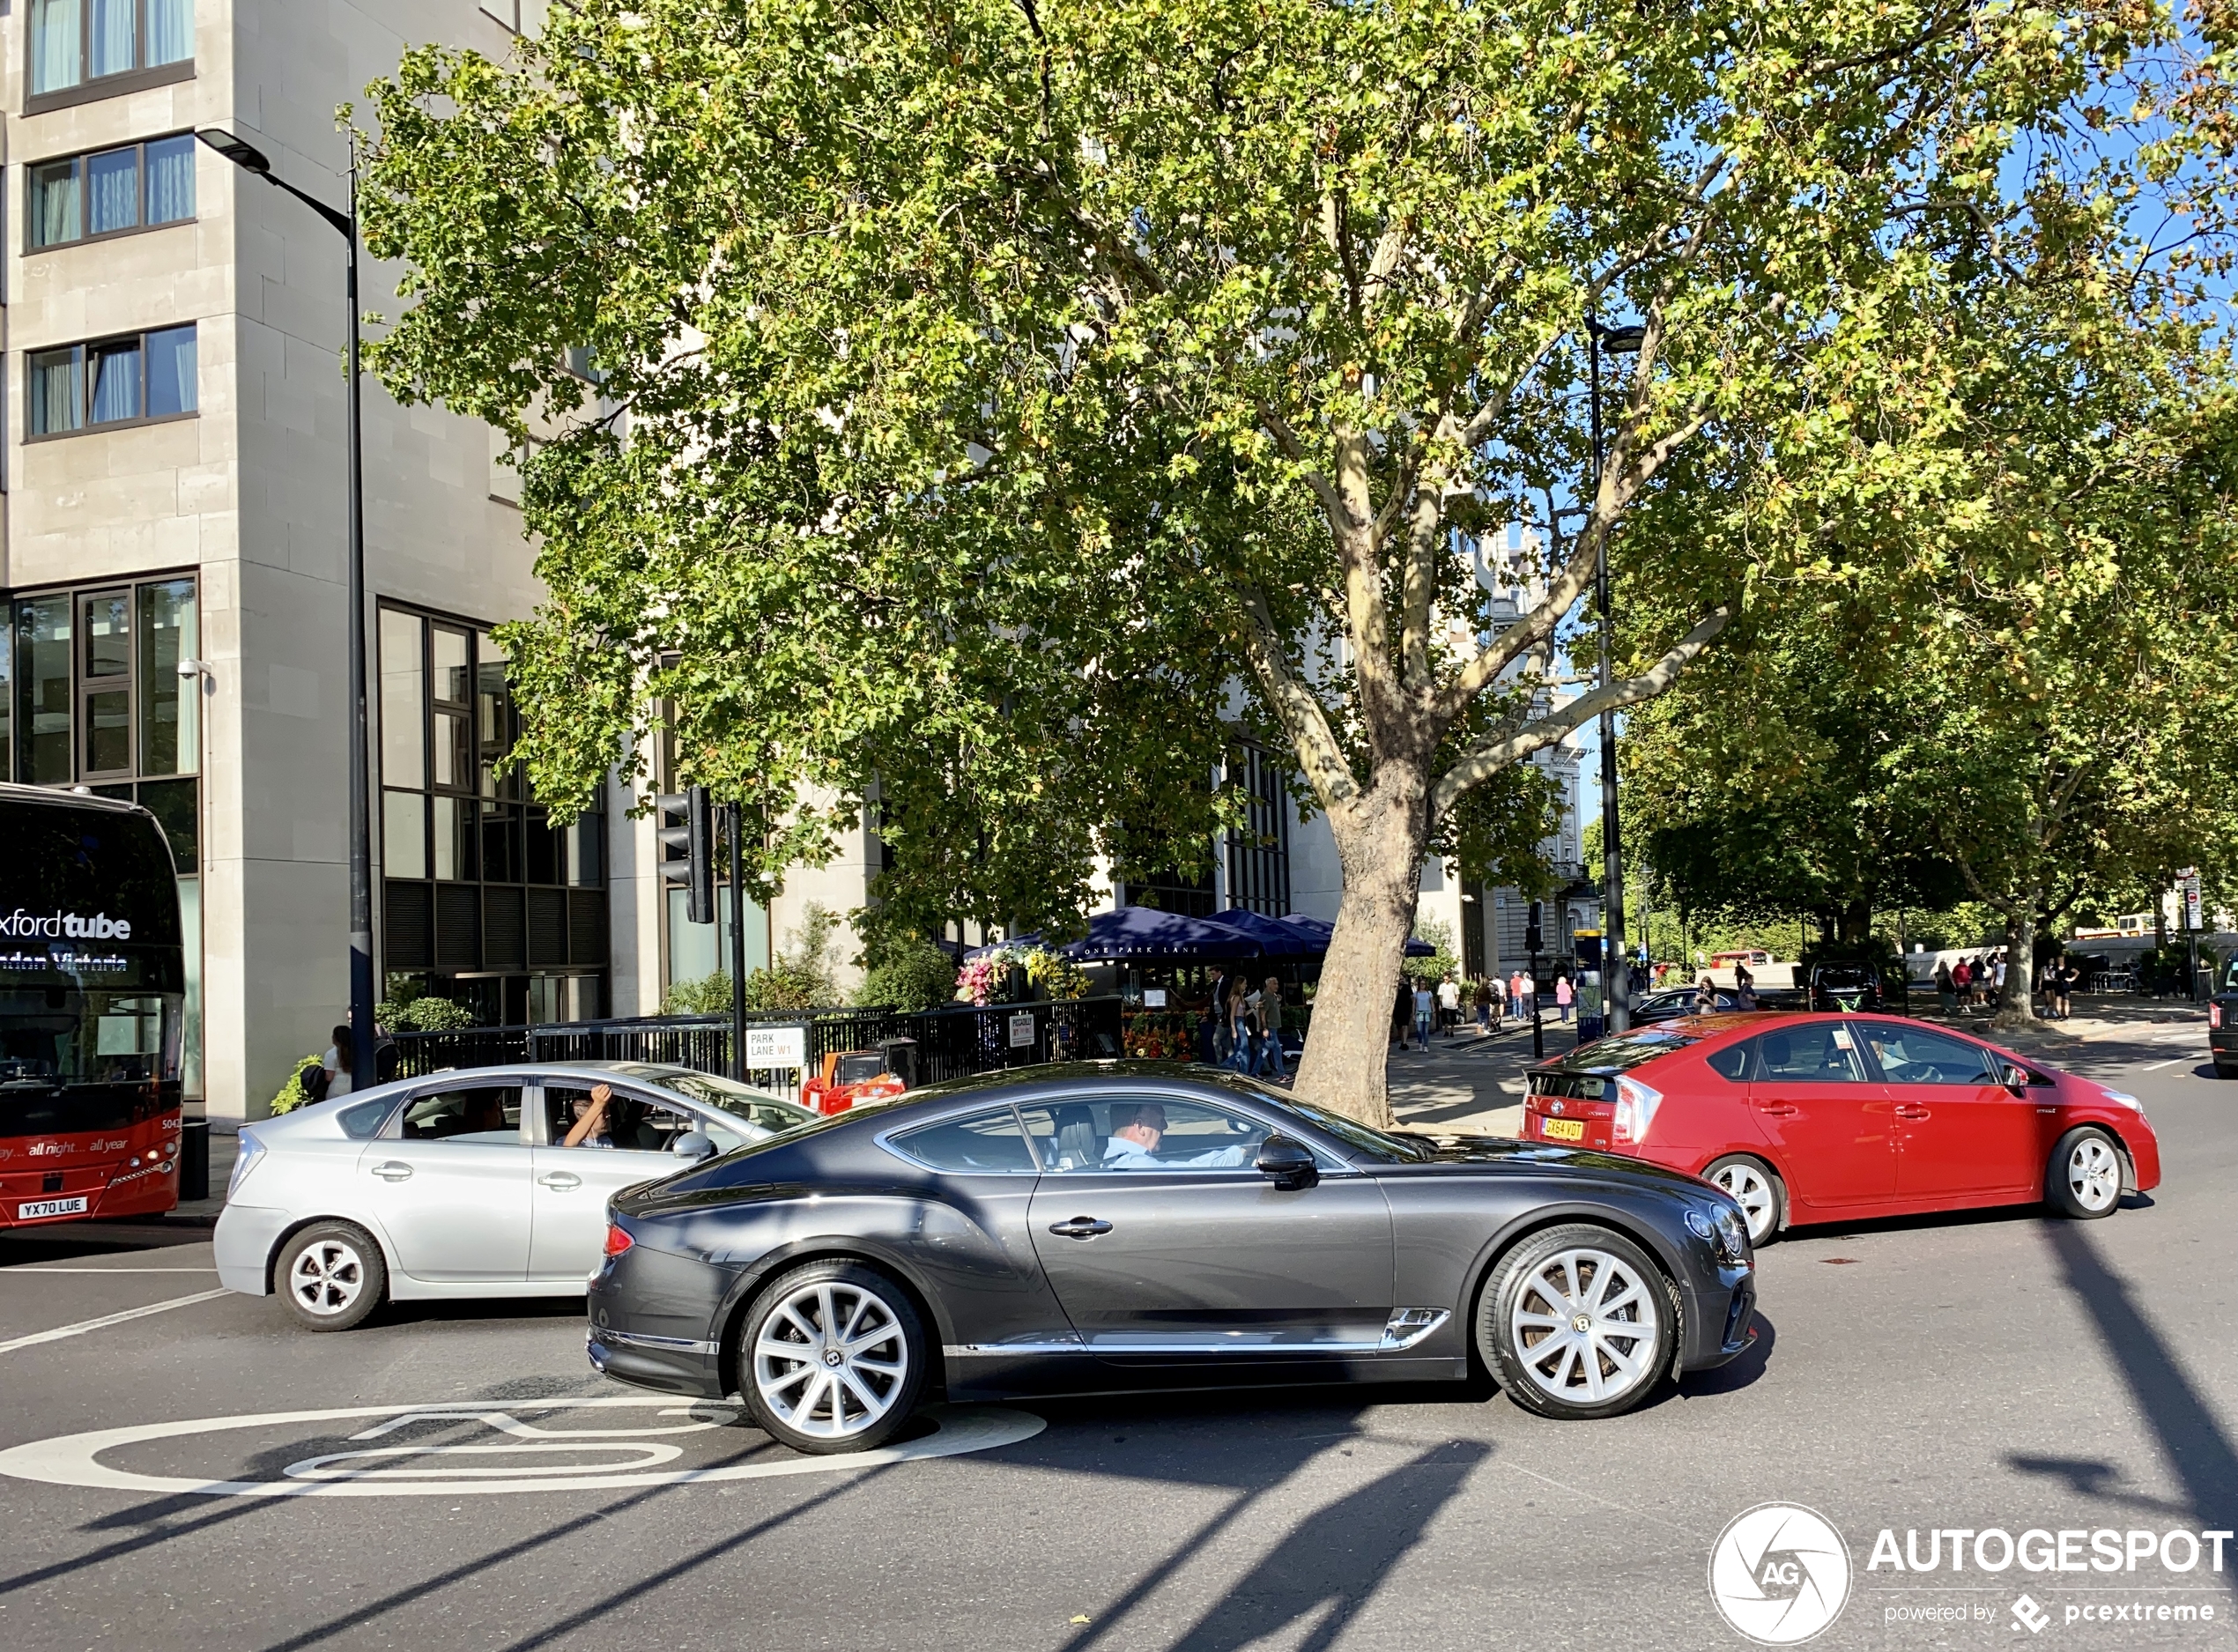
[1256,1135,1317,1191]
[2001,1064,2030,1093]
[672,1130,716,1161]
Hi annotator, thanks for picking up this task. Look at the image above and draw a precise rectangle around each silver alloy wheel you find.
[1710,1161,1778,1246]
[2066,1136,2121,1213]
[1509,1247,1661,1406]
[752,1279,910,1441]
[288,1238,368,1318]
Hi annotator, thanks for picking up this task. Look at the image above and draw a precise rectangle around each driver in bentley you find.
[1100,1102,1254,1169]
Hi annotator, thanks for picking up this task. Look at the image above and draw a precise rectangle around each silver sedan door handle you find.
[1047,1216,1112,1240]
[538,1171,582,1191]
[371,1160,414,1182]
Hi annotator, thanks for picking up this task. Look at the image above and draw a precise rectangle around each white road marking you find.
[0,1398,1046,1497]
[2140,1056,2191,1071]
[3,1267,219,1276]
[0,1288,230,1354]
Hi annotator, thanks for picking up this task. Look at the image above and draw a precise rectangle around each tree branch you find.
[1429,608,1730,819]
[1236,588,1361,810]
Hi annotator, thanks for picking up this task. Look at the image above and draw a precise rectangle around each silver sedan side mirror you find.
[672,1130,716,1160]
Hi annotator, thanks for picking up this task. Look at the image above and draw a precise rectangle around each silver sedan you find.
[214,1062,816,1330]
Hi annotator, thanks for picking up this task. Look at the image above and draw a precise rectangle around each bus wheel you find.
[277,1221,387,1330]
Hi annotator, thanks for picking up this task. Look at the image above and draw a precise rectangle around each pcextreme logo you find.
[1709,1503,1853,1645]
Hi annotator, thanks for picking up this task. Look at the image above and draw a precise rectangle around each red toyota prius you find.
[1522,1014,2160,1247]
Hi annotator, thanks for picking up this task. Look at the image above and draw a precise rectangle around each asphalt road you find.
[1,1030,2233,1652]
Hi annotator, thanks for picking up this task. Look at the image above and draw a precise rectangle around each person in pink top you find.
[1554,974,1574,1023]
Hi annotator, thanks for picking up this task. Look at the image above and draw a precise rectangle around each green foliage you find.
[731,903,849,1011]
[375,996,476,1033]
[661,971,737,1016]
[269,1055,325,1117]
[854,937,959,1012]
[356,0,2238,1096]
[1404,916,1462,985]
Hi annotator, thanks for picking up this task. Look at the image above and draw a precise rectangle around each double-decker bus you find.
[0,783,186,1228]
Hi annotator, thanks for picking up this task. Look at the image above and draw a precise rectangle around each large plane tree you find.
[360,0,2205,1122]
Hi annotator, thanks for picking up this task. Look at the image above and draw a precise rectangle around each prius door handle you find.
[371,1161,414,1182]
[1756,1104,1798,1118]
[538,1172,583,1191]
[1048,1216,1112,1240]
[1893,1105,1932,1121]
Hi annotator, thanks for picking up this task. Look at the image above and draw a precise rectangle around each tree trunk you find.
[1990,895,2037,1032]
[1291,775,1429,1130]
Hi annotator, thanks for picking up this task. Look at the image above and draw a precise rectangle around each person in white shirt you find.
[1100,1103,1250,1169]
[1437,976,1461,1036]
[320,1024,355,1098]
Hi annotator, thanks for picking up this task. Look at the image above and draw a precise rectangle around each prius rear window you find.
[1546,1029,1701,1075]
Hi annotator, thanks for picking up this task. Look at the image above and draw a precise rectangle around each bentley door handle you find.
[538,1172,583,1190]
[1047,1217,1113,1240]
[371,1161,414,1182]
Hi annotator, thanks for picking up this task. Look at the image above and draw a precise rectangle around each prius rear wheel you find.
[737,1261,927,1455]
[276,1221,386,1331]
[1701,1155,1783,1248]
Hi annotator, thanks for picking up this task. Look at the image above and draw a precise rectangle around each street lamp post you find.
[1587,318,1646,1033]
[198,128,374,1084]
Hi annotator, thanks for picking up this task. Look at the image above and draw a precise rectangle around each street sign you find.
[745,1026,806,1069]
[1007,1012,1036,1049]
[2181,869,2204,930]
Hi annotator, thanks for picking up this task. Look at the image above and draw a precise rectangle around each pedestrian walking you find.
[2055,959,2076,1020]
[1694,974,1719,1016]
[1481,975,1501,1032]
[1935,959,1955,1012]
[1991,953,2007,1007]
[320,1023,356,1099]
[1258,976,1287,1078]
[1952,957,1973,1012]
[1412,980,1435,1049]
[1554,973,1574,1024]
[1516,969,1536,1023]
[1437,974,1461,1036]
[1226,986,1254,1073]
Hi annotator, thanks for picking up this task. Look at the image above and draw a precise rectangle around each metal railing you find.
[383,997,1127,1094]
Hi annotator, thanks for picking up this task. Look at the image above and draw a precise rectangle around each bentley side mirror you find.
[672,1130,716,1160]
[1256,1135,1317,1191]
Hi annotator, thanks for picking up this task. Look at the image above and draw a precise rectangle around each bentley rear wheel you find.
[1480,1224,1676,1420]
[737,1260,926,1455]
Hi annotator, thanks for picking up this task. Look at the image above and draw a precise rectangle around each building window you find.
[378,604,606,1025]
[28,134,196,249]
[28,324,196,437]
[1225,741,1293,917]
[4,574,204,1094]
[28,0,194,106]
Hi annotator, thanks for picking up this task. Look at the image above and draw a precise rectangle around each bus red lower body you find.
[0,1109,182,1229]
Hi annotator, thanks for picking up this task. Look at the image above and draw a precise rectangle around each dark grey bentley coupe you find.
[586,1064,1758,1453]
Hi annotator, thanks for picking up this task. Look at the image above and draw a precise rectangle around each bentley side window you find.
[887,1106,1037,1174]
[1022,1098,1269,1172]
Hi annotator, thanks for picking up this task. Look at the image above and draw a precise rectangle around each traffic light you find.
[657,786,715,924]
[1524,901,1544,955]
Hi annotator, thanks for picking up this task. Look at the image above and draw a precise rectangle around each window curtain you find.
[88,0,135,79]
[147,0,194,66]
[86,148,139,236]
[29,351,83,436]
[30,163,80,248]
[145,326,196,418]
[145,137,196,225]
[30,0,80,94]
[89,340,143,425]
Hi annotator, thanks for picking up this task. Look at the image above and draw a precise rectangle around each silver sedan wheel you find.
[1710,1162,1778,1246]
[2066,1137,2121,1213]
[752,1279,910,1441]
[288,1237,368,1318]
[1510,1247,1661,1407]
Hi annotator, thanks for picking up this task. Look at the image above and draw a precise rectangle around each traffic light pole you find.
[1528,900,1545,1061]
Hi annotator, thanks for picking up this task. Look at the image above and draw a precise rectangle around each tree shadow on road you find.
[2036,1222,2238,1586]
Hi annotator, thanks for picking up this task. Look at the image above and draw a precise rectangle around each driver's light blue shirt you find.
[1101,1137,1250,1169]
